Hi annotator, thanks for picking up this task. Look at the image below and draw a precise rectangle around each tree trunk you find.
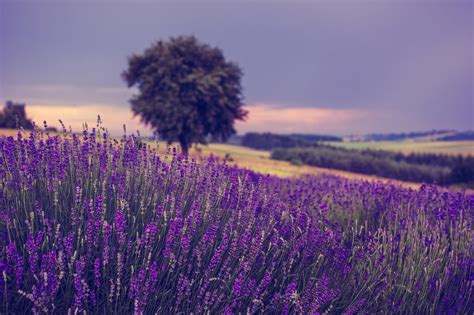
[180,140,189,155]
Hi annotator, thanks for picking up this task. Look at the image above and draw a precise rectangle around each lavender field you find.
[1,126,473,314]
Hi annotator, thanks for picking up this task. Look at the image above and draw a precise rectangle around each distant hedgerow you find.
[272,146,474,186]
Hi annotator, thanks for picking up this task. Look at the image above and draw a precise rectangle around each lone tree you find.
[122,35,247,154]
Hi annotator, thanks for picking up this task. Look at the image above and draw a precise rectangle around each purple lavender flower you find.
[6,243,24,287]
[1,124,472,314]
[73,257,88,312]
[114,207,127,246]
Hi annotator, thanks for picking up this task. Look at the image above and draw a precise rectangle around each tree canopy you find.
[0,101,34,130]
[122,35,247,154]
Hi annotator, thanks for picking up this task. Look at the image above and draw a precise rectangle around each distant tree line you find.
[271,145,474,186]
[438,131,474,141]
[242,132,310,150]
[0,101,34,130]
[241,132,342,150]
[288,133,342,142]
[360,130,453,142]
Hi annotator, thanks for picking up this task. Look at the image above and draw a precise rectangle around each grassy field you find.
[326,140,474,156]
[0,128,32,137]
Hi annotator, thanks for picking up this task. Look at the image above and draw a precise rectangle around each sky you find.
[0,0,472,136]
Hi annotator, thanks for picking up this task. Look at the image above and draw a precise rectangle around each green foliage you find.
[241,132,314,150]
[241,132,343,151]
[271,145,474,186]
[360,130,452,141]
[439,131,474,141]
[289,157,304,166]
[122,35,247,154]
[0,101,34,130]
[289,133,342,142]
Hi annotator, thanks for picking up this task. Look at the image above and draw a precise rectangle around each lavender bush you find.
[1,124,472,314]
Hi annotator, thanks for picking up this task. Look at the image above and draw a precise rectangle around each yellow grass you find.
[0,128,30,137]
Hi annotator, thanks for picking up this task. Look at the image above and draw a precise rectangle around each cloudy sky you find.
[1,0,472,136]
